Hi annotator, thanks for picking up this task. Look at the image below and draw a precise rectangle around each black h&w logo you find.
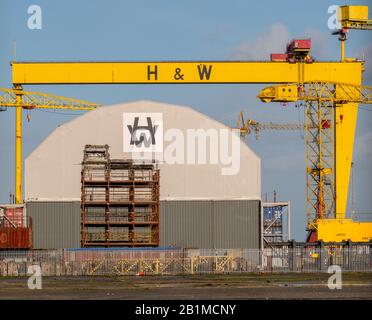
[127,117,158,147]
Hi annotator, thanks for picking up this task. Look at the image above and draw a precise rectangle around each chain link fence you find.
[0,243,371,276]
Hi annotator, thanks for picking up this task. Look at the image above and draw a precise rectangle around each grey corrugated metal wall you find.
[160,201,214,248]
[26,200,261,249]
[27,202,81,249]
[160,200,261,249]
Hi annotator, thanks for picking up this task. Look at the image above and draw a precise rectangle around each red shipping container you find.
[295,39,311,49]
[287,39,311,51]
[270,53,288,61]
[0,228,32,249]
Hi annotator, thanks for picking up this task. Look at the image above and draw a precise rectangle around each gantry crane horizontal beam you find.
[11,61,363,84]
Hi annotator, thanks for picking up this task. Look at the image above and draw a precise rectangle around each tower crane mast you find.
[258,81,372,241]
[0,87,99,204]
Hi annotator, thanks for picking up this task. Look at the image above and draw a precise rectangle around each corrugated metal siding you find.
[159,201,214,248]
[27,200,261,249]
[26,202,81,249]
[160,200,260,249]
[213,200,260,248]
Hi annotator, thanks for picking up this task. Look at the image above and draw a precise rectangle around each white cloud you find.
[231,23,290,60]
[231,23,334,62]
[304,28,331,59]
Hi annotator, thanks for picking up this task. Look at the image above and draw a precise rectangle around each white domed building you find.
[25,100,262,249]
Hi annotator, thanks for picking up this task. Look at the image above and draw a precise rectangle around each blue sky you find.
[0,0,371,240]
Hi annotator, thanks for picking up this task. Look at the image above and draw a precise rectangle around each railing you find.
[0,243,371,276]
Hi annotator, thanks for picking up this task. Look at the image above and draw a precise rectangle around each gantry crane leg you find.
[14,85,23,204]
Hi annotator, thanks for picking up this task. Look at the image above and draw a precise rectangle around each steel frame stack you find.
[81,145,159,247]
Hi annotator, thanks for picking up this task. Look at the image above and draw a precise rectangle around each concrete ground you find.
[0,273,371,300]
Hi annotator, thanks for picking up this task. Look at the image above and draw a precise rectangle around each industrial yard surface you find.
[0,273,371,300]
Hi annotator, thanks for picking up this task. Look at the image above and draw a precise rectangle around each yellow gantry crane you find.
[5,5,372,242]
[0,87,99,203]
[236,111,303,140]
[258,81,372,241]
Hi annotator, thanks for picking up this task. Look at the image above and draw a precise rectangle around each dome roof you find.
[25,100,261,201]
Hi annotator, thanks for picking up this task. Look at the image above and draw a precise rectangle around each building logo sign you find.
[123,112,240,176]
[123,113,163,154]
[128,116,158,147]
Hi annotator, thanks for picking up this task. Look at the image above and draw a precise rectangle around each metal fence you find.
[0,243,371,276]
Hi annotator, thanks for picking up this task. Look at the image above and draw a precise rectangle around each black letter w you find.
[197,64,212,80]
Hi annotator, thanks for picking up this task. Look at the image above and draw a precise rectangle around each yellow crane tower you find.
[6,5,371,242]
[258,81,372,241]
[0,87,99,203]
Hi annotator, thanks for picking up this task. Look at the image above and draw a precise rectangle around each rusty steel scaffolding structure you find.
[81,145,160,247]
